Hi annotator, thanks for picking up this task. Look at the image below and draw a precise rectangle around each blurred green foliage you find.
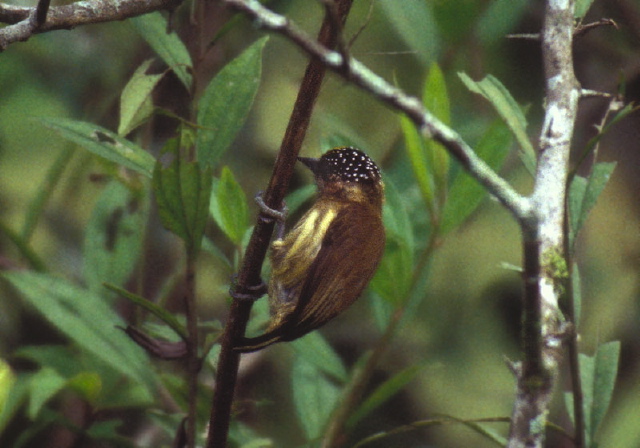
[1,1,639,447]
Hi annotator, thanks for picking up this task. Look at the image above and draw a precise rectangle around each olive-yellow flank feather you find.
[234,147,385,352]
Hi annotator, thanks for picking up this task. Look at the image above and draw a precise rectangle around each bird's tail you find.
[233,330,284,353]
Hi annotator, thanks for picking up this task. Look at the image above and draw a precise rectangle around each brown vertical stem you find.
[206,2,354,447]
[185,256,199,448]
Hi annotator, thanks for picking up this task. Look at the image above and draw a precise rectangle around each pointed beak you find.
[297,156,321,174]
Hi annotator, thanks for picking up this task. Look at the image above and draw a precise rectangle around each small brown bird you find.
[234,147,386,352]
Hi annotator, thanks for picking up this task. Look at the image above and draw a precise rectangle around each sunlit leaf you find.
[118,59,164,136]
[575,0,596,19]
[197,37,267,168]
[27,368,66,419]
[209,167,249,245]
[130,12,192,89]
[458,72,536,175]
[423,63,450,204]
[401,113,434,214]
[40,118,155,177]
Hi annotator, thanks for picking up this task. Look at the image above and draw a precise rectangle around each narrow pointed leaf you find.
[423,63,450,202]
[401,114,435,213]
[27,367,66,419]
[591,341,620,441]
[3,272,153,392]
[348,364,423,428]
[575,0,596,18]
[371,179,413,305]
[568,174,588,248]
[458,72,536,174]
[292,357,340,441]
[40,118,155,177]
[104,283,187,339]
[576,162,616,237]
[209,167,249,245]
[441,120,512,233]
[197,37,267,168]
[130,12,192,89]
[119,59,164,136]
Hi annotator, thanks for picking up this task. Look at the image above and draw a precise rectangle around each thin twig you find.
[205,2,354,447]
[574,18,618,38]
[184,256,199,448]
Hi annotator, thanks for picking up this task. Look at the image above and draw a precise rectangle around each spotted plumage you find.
[234,147,385,352]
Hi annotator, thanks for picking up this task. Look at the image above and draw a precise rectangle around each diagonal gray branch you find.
[222,0,533,225]
[0,0,181,50]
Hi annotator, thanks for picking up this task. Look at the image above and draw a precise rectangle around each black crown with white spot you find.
[320,147,381,184]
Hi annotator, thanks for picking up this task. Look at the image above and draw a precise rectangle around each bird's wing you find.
[282,203,385,340]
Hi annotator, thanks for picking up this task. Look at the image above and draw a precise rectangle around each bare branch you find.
[222,0,533,224]
[0,0,182,50]
[508,0,580,446]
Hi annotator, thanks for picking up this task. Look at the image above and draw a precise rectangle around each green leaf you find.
[0,366,25,435]
[567,341,620,447]
[22,146,74,242]
[197,37,267,168]
[104,283,187,340]
[476,0,529,45]
[118,59,164,136]
[423,63,450,203]
[441,120,512,233]
[3,272,154,394]
[348,364,423,428]
[40,118,155,177]
[291,332,348,382]
[571,262,582,329]
[130,12,192,89]
[0,359,16,418]
[401,113,435,214]
[569,162,616,248]
[27,368,66,419]
[371,179,414,306]
[401,64,451,217]
[575,0,596,19]
[458,72,536,175]
[568,174,588,248]
[378,0,440,65]
[16,345,81,378]
[153,158,213,255]
[83,180,149,293]
[209,167,249,245]
[591,341,620,441]
[292,356,340,441]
